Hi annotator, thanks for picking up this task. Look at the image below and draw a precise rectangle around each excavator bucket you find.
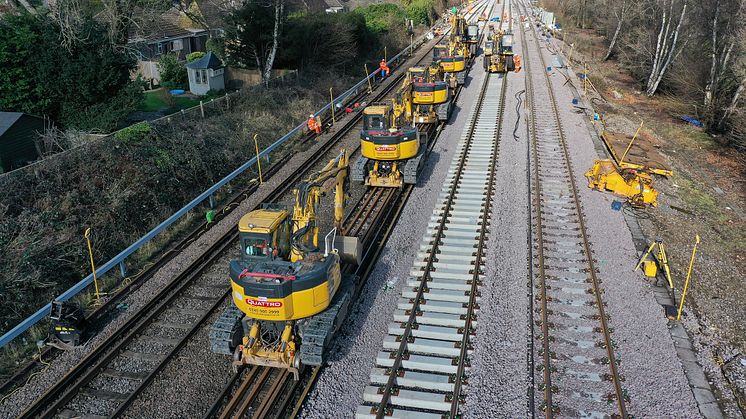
[335,235,361,265]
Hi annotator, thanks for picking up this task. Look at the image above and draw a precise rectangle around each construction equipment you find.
[464,23,480,56]
[484,29,516,73]
[585,159,658,207]
[433,12,471,87]
[634,240,674,289]
[210,150,361,379]
[352,101,424,188]
[585,123,670,207]
[407,64,453,122]
[48,300,86,349]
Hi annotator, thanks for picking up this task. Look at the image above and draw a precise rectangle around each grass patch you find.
[139,89,199,112]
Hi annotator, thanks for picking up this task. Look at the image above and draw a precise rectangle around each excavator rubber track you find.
[297,275,355,366]
[209,306,244,355]
[436,100,452,121]
[402,146,428,185]
[351,156,369,184]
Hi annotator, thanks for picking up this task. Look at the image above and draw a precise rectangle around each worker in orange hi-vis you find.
[514,55,522,73]
[379,59,390,82]
[307,114,321,135]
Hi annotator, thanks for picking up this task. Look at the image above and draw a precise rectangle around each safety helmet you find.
[309,114,314,117]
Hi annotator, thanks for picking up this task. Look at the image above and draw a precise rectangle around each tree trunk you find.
[262,0,284,87]
[704,0,720,110]
[646,1,687,96]
[14,0,37,14]
[719,76,745,130]
[603,7,624,61]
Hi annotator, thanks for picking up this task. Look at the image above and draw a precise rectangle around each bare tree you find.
[257,0,283,86]
[646,0,688,96]
[12,0,37,14]
[603,0,629,60]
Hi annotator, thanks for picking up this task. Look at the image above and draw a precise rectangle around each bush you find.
[206,37,226,62]
[158,53,187,88]
[114,122,152,143]
[0,13,139,132]
[404,0,437,25]
[354,4,406,33]
[186,51,205,63]
[60,81,144,132]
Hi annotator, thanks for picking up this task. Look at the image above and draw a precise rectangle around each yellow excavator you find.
[210,150,360,379]
[433,11,471,87]
[407,64,452,123]
[484,29,516,73]
[352,65,448,188]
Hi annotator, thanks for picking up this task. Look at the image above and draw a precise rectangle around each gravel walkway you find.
[300,53,490,419]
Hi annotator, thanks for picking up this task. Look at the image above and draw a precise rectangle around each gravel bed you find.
[121,294,234,419]
[461,17,531,417]
[140,326,188,341]
[88,374,140,395]
[533,22,700,416]
[299,53,490,417]
[109,357,157,374]
[65,392,119,417]
[124,340,174,355]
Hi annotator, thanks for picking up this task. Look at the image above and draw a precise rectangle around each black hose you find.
[513,89,525,141]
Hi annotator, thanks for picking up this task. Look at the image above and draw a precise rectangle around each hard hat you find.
[309,114,314,117]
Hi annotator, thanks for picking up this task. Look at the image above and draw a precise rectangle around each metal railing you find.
[0,25,436,348]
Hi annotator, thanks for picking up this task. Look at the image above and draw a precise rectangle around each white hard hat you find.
[309,114,314,117]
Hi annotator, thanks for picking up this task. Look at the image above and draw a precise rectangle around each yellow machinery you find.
[433,12,471,86]
[352,65,449,187]
[352,102,423,188]
[210,150,360,379]
[484,29,516,73]
[585,123,672,207]
[585,159,658,207]
[634,240,674,289]
[407,64,452,123]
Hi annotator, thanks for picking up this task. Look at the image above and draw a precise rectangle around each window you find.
[243,236,269,257]
[172,39,183,51]
[156,42,164,55]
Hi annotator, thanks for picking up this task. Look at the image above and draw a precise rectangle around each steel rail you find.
[518,0,628,417]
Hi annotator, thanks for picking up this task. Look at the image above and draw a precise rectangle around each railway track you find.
[357,68,508,417]
[203,2,498,417]
[518,1,628,417]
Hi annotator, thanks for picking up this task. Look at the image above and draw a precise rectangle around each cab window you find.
[242,234,270,257]
[366,115,385,130]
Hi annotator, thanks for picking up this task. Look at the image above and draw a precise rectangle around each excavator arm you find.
[291,150,349,261]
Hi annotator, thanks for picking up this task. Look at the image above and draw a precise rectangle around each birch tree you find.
[227,0,286,87]
[603,0,629,60]
[646,0,688,96]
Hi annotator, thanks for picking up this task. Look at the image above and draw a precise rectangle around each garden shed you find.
[186,52,225,96]
[0,112,44,174]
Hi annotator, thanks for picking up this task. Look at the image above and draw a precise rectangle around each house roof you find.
[129,7,207,44]
[186,52,223,69]
[0,112,23,138]
[193,0,227,29]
